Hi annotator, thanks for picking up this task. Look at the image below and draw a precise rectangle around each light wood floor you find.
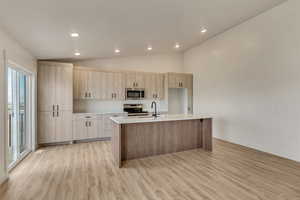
[1,139,300,200]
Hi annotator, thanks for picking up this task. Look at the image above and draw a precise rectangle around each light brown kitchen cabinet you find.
[145,73,165,100]
[74,68,124,101]
[73,115,99,140]
[125,72,145,88]
[156,74,165,99]
[38,110,73,143]
[168,73,189,88]
[38,111,56,143]
[55,110,73,142]
[74,69,100,99]
[103,113,127,137]
[38,61,73,144]
[104,72,125,100]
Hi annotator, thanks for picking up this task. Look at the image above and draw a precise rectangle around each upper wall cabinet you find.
[38,62,73,111]
[168,73,192,89]
[145,73,165,100]
[125,72,145,88]
[74,67,125,101]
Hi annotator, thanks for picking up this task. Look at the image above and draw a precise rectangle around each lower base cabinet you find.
[72,113,127,141]
[38,110,73,144]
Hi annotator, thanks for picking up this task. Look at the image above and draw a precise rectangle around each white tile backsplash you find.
[74,99,168,113]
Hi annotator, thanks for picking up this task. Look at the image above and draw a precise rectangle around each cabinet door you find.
[94,71,105,100]
[105,72,115,100]
[38,65,56,111]
[73,70,80,100]
[55,110,73,142]
[38,111,56,144]
[145,73,156,99]
[114,73,125,100]
[56,65,73,111]
[103,114,113,137]
[125,72,136,88]
[87,119,99,139]
[177,74,187,88]
[156,74,165,100]
[168,73,178,88]
[97,116,105,138]
[78,70,90,99]
[135,72,145,88]
[73,119,88,140]
[88,71,99,99]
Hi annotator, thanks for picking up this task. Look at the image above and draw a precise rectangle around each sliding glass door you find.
[7,67,31,168]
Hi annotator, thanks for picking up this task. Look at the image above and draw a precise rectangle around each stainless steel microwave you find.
[125,88,145,100]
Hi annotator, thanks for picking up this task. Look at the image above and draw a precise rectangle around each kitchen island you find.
[110,114,213,167]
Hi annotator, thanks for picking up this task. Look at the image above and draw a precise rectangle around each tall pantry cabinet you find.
[38,62,73,144]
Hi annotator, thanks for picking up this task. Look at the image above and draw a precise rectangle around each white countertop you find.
[110,114,213,124]
[73,112,127,116]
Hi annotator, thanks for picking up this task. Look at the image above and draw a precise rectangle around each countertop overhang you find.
[110,114,213,124]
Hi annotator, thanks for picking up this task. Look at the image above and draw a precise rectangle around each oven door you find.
[126,89,145,100]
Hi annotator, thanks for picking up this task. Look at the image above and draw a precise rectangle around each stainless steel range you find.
[123,104,149,116]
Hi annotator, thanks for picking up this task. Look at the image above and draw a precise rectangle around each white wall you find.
[73,53,183,73]
[73,53,183,113]
[0,27,37,184]
[184,0,300,162]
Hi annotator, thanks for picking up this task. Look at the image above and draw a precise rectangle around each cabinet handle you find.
[89,92,92,98]
[112,93,114,99]
[57,111,59,117]
[136,82,138,87]
[53,111,55,117]
[53,105,55,111]
[89,121,92,127]
[85,121,88,127]
[57,105,59,111]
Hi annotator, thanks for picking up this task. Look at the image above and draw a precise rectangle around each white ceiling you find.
[0,0,286,60]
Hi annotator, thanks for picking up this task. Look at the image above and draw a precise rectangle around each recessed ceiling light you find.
[174,43,180,49]
[115,49,120,53]
[70,32,79,37]
[147,46,152,51]
[201,28,207,33]
[74,52,80,56]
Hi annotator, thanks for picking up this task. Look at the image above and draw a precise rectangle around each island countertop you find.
[110,114,213,124]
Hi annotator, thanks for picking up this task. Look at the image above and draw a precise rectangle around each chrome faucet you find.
[151,101,158,117]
